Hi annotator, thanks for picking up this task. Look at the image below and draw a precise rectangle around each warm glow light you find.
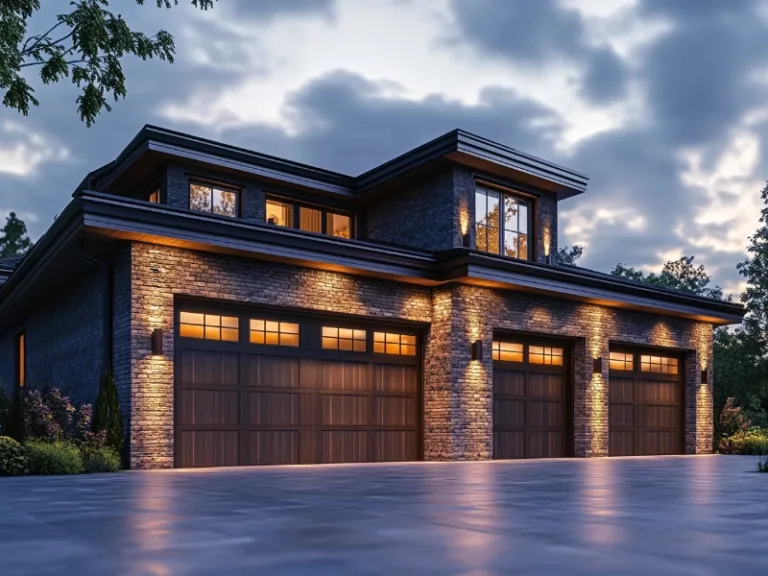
[543,217,551,257]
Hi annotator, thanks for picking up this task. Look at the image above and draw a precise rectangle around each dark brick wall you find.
[0,269,106,405]
[537,190,558,263]
[366,169,463,251]
[164,163,266,221]
[112,248,133,462]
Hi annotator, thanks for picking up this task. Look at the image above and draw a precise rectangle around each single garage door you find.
[174,306,421,468]
[492,337,571,459]
[608,348,684,456]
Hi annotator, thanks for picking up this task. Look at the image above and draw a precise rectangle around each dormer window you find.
[265,196,353,239]
[190,182,238,217]
[475,186,530,260]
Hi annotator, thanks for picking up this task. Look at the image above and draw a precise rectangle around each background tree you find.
[611,256,726,300]
[0,212,32,258]
[1,0,216,126]
[555,244,584,266]
[92,373,124,466]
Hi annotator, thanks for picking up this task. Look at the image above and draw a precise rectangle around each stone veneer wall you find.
[128,242,432,469]
[126,243,714,468]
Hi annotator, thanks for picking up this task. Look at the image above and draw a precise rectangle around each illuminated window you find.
[179,312,239,341]
[190,183,238,217]
[148,189,160,203]
[529,345,563,365]
[299,206,323,233]
[475,186,530,260]
[16,333,25,388]
[492,341,523,362]
[266,196,354,239]
[373,332,416,356]
[322,327,366,351]
[609,352,634,371]
[640,355,678,375]
[266,199,293,227]
[250,320,300,347]
[327,212,351,238]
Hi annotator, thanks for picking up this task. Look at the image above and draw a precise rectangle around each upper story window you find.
[266,196,353,239]
[148,189,160,203]
[475,186,530,260]
[190,183,238,217]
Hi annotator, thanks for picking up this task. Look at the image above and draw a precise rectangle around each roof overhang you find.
[0,193,744,330]
[81,126,588,202]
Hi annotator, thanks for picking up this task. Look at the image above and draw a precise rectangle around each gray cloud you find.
[224,0,334,21]
[448,0,630,105]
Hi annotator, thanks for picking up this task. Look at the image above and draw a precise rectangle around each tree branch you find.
[20,20,68,56]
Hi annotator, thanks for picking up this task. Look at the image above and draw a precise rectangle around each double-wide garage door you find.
[608,348,684,456]
[492,338,571,459]
[174,306,421,468]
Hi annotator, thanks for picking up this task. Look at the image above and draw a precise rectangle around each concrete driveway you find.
[0,455,765,575]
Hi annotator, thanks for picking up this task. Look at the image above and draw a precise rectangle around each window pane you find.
[327,213,351,238]
[485,191,500,254]
[322,336,338,350]
[18,334,25,387]
[180,312,205,325]
[493,342,523,362]
[517,203,528,234]
[222,328,239,342]
[221,316,239,329]
[213,188,237,217]
[300,206,323,233]
[504,232,522,259]
[205,326,220,340]
[148,189,160,203]
[180,324,204,339]
[266,199,293,227]
[190,184,212,212]
[609,352,633,371]
[474,189,488,252]
[280,333,299,347]
[504,195,522,232]
[322,326,337,338]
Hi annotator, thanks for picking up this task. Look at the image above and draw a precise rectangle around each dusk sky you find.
[2,0,767,295]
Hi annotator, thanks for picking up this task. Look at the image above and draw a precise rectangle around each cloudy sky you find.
[2,0,767,295]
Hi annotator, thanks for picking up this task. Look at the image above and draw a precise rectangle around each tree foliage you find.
[611,256,726,300]
[555,244,583,266]
[0,212,32,258]
[1,0,216,126]
[92,373,124,466]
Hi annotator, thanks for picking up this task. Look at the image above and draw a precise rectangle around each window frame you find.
[265,194,355,239]
[189,180,241,218]
[474,183,535,261]
[15,332,26,388]
[607,348,683,377]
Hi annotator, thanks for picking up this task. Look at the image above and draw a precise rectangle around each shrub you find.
[83,446,121,473]
[719,426,768,455]
[0,387,10,435]
[22,387,78,441]
[759,455,768,473]
[0,436,27,476]
[6,385,25,442]
[26,440,83,475]
[719,397,751,438]
[92,374,124,467]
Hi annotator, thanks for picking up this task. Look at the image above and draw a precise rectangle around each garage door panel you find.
[178,389,240,426]
[374,364,418,393]
[246,391,300,426]
[322,361,372,391]
[494,370,525,396]
[177,430,239,468]
[244,431,299,466]
[639,431,679,455]
[179,350,239,386]
[609,378,634,403]
[526,400,564,427]
[494,431,525,459]
[609,404,634,428]
[374,397,417,426]
[244,356,300,388]
[322,395,369,426]
[494,399,525,428]
[372,431,417,461]
[527,431,564,458]
[641,380,680,405]
[321,431,368,463]
[641,405,680,429]
[527,373,563,399]
[610,431,634,457]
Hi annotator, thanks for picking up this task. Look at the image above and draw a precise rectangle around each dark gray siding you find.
[365,169,462,251]
[0,269,105,405]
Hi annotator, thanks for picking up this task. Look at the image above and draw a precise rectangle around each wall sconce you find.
[462,233,471,248]
[151,328,163,356]
[592,357,603,374]
[701,369,708,385]
[470,339,483,361]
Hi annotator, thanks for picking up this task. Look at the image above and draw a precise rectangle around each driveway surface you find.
[0,455,765,575]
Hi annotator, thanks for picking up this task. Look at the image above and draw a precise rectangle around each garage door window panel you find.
[180,312,239,342]
[249,319,300,347]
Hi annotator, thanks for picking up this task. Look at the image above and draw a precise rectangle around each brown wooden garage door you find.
[492,338,571,459]
[608,348,684,456]
[174,306,421,468]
